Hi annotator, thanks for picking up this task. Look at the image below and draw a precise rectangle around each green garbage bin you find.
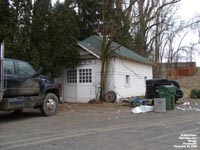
[157,85,176,110]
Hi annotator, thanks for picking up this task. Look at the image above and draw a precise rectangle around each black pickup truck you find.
[145,78,183,103]
[0,58,62,116]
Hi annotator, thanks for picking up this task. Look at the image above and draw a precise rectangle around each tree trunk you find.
[138,0,146,56]
[99,35,112,100]
[154,12,160,77]
[100,59,109,100]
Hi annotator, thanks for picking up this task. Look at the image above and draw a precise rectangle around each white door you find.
[77,67,95,102]
[64,68,77,102]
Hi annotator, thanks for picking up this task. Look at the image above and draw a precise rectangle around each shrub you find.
[197,89,200,98]
[191,89,198,99]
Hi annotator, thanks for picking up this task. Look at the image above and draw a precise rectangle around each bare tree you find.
[158,9,200,78]
[130,0,181,58]
[98,0,137,100]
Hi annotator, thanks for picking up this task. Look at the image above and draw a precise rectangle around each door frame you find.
[76,66,95,102]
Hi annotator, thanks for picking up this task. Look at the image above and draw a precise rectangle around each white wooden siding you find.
[107,58,152,97]
[90,59,116,100]
[92,58,152,98]
[93,59,101,99]
[62,57,152,103]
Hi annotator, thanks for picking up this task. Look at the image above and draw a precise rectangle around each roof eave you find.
[78,42,100,59]
[113,55,154,66]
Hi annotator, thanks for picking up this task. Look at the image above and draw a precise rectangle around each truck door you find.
[15,60,40,96]
[3,59,21,97]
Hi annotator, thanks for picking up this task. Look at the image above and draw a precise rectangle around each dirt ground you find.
[0,102,199,150]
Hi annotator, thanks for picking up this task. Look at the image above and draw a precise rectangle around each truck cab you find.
[4,58,40,97]
[0,41,62,116]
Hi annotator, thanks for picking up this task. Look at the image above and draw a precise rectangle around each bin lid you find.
[158,85,176,94]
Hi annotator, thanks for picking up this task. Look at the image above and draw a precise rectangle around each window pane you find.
[4,60,15,74]
[67,69,77,83]
[17,61,36,75]
[79,68,92,83]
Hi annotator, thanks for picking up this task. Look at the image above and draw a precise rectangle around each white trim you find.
[77,66,95,102]
[78,42,100,59]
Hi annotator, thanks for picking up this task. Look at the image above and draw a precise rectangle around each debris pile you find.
[131,105,153,113]
[176,101,200,111]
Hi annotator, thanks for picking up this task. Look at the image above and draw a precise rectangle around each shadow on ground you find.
[0,109,43,123]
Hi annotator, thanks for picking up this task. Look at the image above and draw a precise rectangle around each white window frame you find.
[125,75,131,88]
[78,68,92,84]
[66,68,77,84]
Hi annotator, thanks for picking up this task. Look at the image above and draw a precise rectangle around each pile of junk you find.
[130,78,184,113]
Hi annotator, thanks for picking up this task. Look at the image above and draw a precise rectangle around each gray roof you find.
[78,35,153,65]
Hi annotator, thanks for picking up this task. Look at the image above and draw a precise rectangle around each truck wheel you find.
[40,93,58,116]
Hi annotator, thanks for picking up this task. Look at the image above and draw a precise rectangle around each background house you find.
[161,62,197,77]
[58,35,153,103]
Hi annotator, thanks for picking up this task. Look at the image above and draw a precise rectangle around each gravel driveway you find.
[0,103,199,150]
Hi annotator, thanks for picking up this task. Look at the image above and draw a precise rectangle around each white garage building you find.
[61,35,153,103]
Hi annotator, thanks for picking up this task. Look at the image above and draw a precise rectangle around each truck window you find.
[4,60,15,74]
[17,61,36,75]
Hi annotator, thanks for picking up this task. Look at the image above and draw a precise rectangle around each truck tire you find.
[40,93,58,116]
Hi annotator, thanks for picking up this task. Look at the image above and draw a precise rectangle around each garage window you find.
[67,69,77,83]
[125,75,130,87]
[79,68,92,83]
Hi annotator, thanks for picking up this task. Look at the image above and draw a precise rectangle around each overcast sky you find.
[180,0,200,19]
[179,0,200,66]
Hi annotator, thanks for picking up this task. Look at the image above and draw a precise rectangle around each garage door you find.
[77,67,95,102]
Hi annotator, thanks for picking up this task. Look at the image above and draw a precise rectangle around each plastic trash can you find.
[157,85,176,110]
